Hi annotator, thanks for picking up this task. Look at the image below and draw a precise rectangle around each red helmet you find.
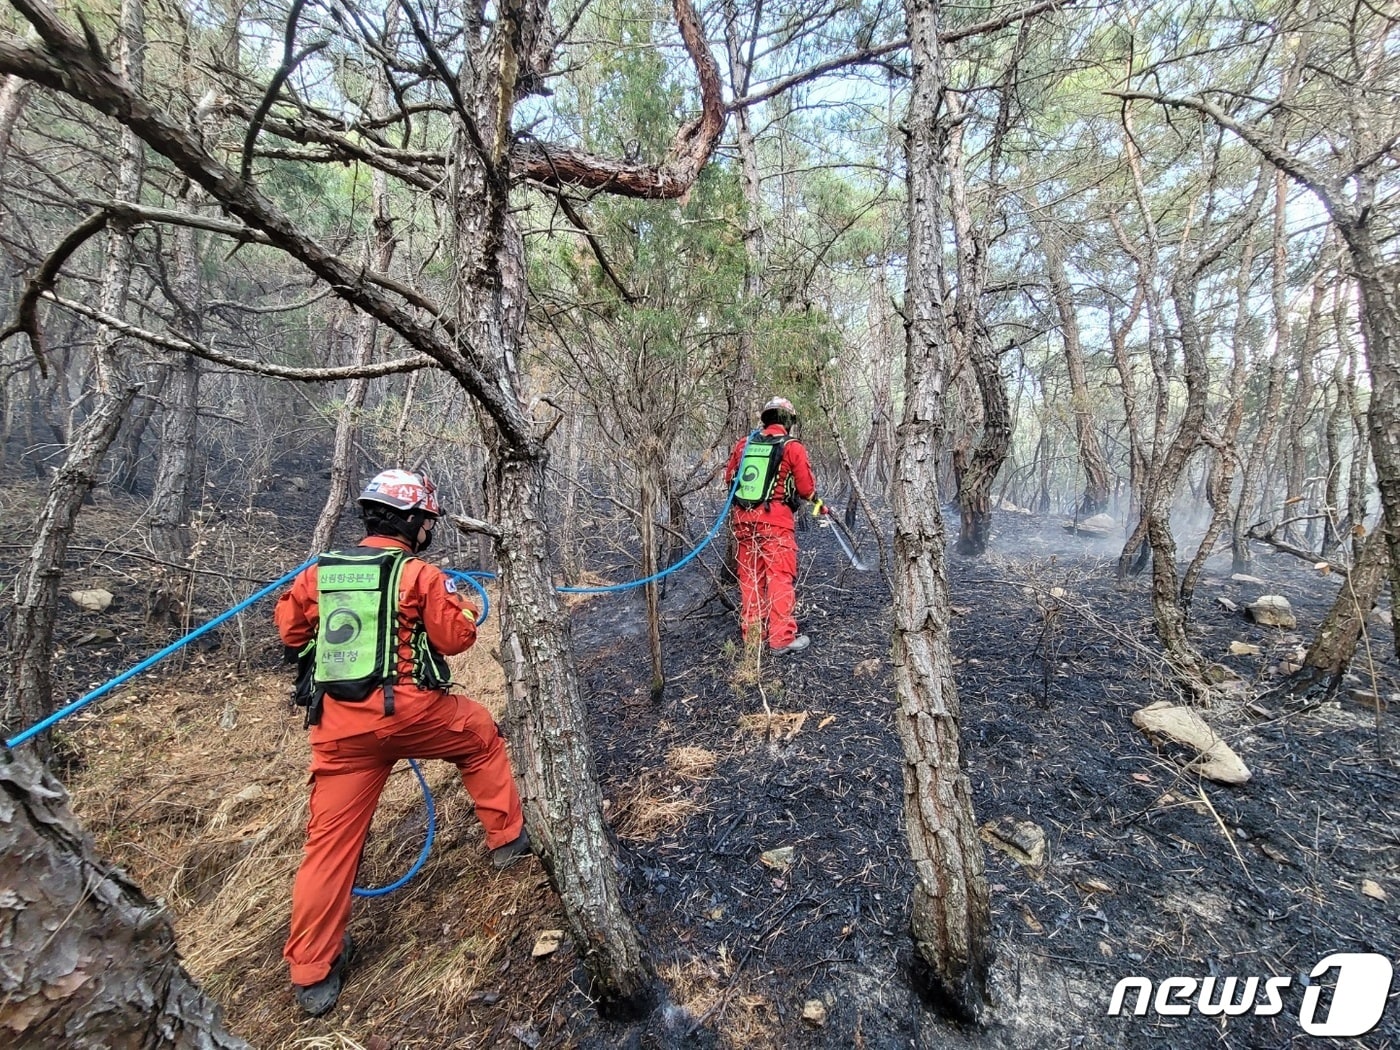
[358,469,440,515]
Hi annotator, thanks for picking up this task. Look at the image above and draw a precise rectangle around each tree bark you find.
[1038,213,1110,515]
[1292,523,1389,696]
[0,746,249,1049]
[0,72,32,179]
[109,367,166,494]
[149,211,203,563]
[896,0,992,1019]
[946,91,1010,557]
[450,1,654,1015]
[2,387,133,741]
[1341,233,1400,657]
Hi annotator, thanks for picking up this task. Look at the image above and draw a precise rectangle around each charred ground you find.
[9,488,1399,1049]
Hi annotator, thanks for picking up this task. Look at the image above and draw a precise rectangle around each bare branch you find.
[88,200,448,318]
[234,110,446,193]
[1106,89,1345,216]
[0,207,112,375]
[450,513,503,539]
[729,0,1075,112]
[551,192,637,302]
[0,6,534,450]
[46,291,438,381]
[240,0,328,182]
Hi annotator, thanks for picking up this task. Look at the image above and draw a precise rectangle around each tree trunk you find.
[1039,213,1110,515]
[1321,369,1343,554]
[946,94,1010,558]
[149,210,203,563]
[954,342,1009,557]
[1138,277,1211,683]
[1339,229,1400,658]
[862,264,897,490]
[1108,289,1147,529]
[147,352,196,625]
[1180,176,1269,607]
[1231,174,1296,571]
[1291,524,1388,695]
[109,367,166,494]
[640,436,664,702]
[5,0,145,743]
[0,72,32,179]
[451,6,654,1013]
[896,0,992,1019]
[3,388,134,742]
[488,448,656,1015]
[0,746,249,1048]
[310,43,398,554]
[1280,273,1326,544]
[1341,330,1367,559]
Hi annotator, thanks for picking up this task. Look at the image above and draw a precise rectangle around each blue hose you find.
[8,446,752,895]
[558,433,750,595]
[446,570,491,625]
[4,558,316,750]
[352,758,436,897]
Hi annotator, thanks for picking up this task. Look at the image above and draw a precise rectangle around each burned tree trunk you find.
[895,0,991,1018]
[0,746,249,1048]
[1288,524,1389,698]
[3,389,134,741]
[449,4,654,1015]
[1137,277,1211,681]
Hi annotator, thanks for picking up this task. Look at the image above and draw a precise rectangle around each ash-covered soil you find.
[16,488,1400,1050]
[562,509,1400,1050]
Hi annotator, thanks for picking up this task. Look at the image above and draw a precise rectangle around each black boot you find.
[293,933,353,1017]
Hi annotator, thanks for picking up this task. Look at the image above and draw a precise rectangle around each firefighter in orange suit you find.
[275,469,530,1016]
[724,397,820,653]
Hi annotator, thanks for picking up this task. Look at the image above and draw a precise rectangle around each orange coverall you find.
[274,535,524,987]
[724,425,818,648]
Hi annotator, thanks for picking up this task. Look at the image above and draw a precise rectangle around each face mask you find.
[414,514,436,553]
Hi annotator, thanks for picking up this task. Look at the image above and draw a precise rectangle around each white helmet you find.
[357,469,440,515]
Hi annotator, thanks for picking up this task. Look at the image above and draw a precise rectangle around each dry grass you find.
[736,711,808,741]
[665,745,718,780]
[59,572,571,1049]
[611,770,704,842]
[658,954,787,1050]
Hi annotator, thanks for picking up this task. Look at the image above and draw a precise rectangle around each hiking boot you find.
[490,827,533,870]
[293,933,353,1017]
[770,634,810,654]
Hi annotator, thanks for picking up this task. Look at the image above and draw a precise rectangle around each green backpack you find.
[291,547,459,726]
[733,435,789,509]
[314,548,407,707]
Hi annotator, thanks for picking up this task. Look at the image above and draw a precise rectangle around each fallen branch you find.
[1245,522,1349,581]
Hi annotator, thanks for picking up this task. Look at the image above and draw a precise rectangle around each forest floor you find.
[10,481,1400,1050]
